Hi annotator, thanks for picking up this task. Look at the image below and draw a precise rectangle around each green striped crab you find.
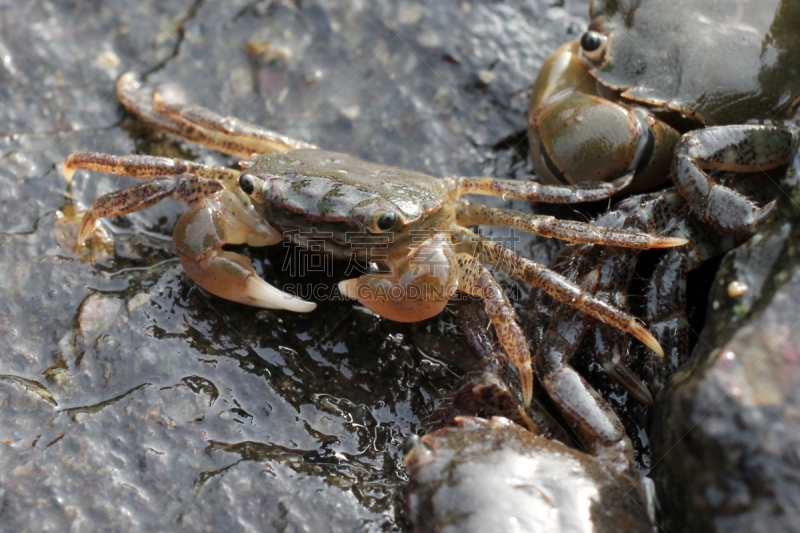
[63,73,687,409]
[529,0,800,236]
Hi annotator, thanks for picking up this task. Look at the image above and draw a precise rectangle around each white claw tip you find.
[338,279,358,300]
[245,276,316,312]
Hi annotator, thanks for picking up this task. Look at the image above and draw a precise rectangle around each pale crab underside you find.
[63,73,688,407]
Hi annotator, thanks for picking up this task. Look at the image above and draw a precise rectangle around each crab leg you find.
[64,151,241,186]
[533,269,636,476]
[64,151,312,312]
[457,202,687,249]
[456,253,534,407]
[672,125,797,235]
[571,192,692,402]
[531,233,656,406]
[117,72,317,158]
[586,253,656,407]
[643,249,690,371]
[572,190,744,401]
[455,172,633,203]
[580,193,671,406]
[64,152,239,244]
[639,190,744,371]
[456,227,663,357]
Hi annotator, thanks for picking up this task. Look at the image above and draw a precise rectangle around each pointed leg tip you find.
[603,362,655,406]
[77,215,97,248]
[755,201,777,224]
[627,382,654,406]
[76,231,91,248]
[612,172,635,190]
[522,387,532,409]
[646,335,665,358]
[63,165,76,184]
[650,236,690,248]
[62,153,79,183]
[629,320,664,357]
[640,389,655,407]
[519,366,533,409]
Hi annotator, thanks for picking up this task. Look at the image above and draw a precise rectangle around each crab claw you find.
[242,273,316,312]
[179,238,315,312]
[338,236,458,322]
[174,194,315,312]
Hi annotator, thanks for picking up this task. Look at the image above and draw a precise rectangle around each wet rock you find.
[652,166,800,532]
[77,294,125,335]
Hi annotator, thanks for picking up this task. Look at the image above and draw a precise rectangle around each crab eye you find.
[372,211,398,233]
[580,31,607,61]
[239,173,256,195]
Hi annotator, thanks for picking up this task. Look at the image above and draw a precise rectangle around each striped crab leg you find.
[457,202,688,249]
[455,253,534,407]
[455,173,635,203]
[455,227,664,357]
[116,72,317,158]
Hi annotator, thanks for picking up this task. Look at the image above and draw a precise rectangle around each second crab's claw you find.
[174,192,315,312]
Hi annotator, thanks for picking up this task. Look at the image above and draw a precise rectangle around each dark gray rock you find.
[652,162,800,532]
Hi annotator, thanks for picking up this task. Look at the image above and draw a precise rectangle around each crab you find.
[403,416,653,533]
[525,188,752,474]
[501,0,800,472]
[528,0,800,236]
[63,73,689,408]
[410,298,658,528]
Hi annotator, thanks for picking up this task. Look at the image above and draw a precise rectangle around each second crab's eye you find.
[239,173,256,195]
[580,31,607,61]
[372,211,399,232]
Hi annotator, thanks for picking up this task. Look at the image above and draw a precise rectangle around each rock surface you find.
[653,161,800,532]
